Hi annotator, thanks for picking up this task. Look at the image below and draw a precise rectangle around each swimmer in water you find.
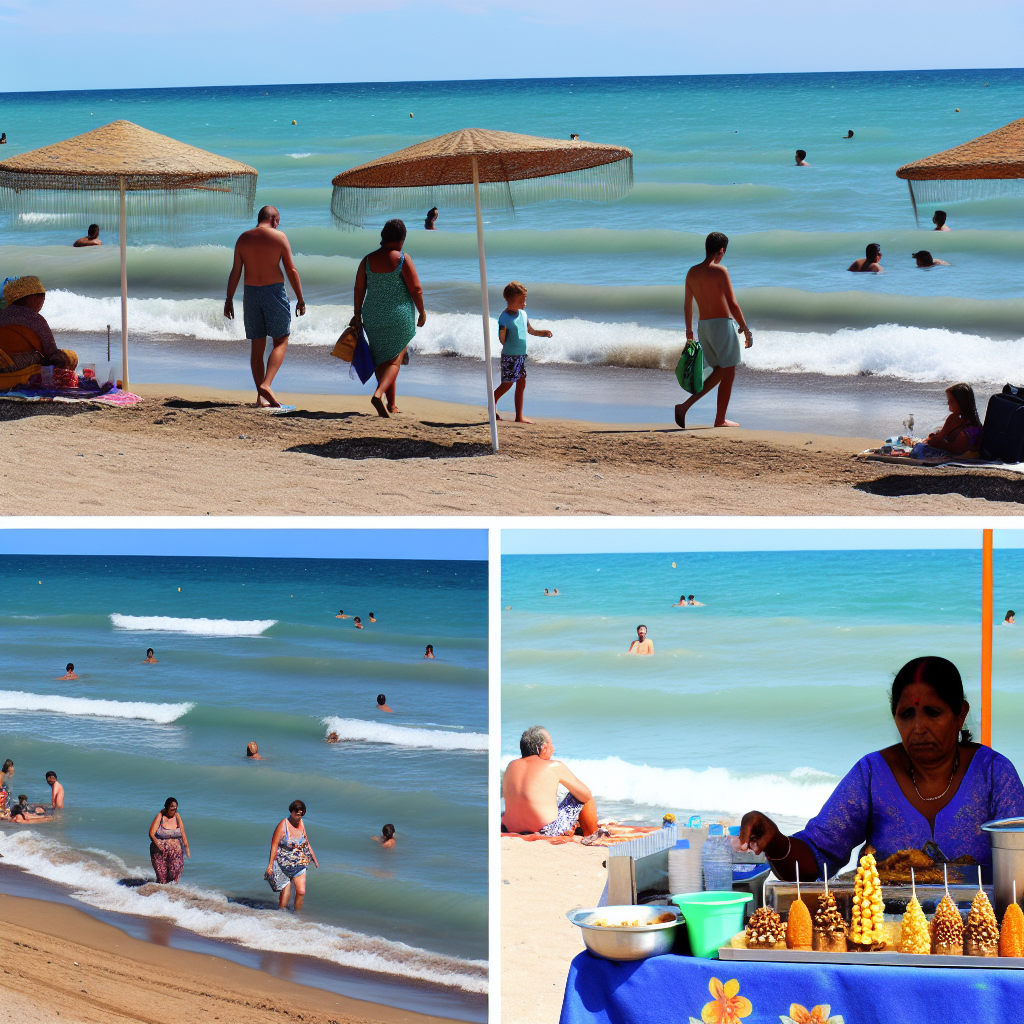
[326,731,340,743]
[627,625,654,655]
[376,694,393,713]
[687,595,705,606]
[354,617,363,628]
[46,771,64,809]
[672,595,687,606]
[544,588,550,595]
[18,795,47,815]
[1005,610,1016,625]
[848,243,883,273]
[336,609,349,619]
[373,823,396,848]
[843,130,854,139]
[932,210,950,231]
[247,741,263,760]
[424,644,435,659]
[912,250,949,268]
[57,662,77,680]
[795,149,809,166]
[552,588,559,595]
[144,648,158,663]
[368,612,376,623]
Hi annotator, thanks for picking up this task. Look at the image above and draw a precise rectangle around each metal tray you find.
[719,946,1024,969]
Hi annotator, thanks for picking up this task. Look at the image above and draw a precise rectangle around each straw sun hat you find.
[2,276,45,305]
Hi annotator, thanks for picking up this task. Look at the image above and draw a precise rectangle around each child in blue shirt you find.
[494,281,552,423]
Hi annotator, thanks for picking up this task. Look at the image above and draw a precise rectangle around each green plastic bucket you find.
[671,891,753,958]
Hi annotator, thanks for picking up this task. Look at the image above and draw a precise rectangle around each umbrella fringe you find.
[902,178,1024,204]
[331,158,633,229]
[0,175,256,229]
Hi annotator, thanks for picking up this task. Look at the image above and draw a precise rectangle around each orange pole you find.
[981,529,993,747]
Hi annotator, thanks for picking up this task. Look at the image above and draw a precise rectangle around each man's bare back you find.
[502,754,592,833]
[232,224,292,287]
[685,261,737,321]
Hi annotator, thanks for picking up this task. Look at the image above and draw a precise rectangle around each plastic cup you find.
[671,891,752,959]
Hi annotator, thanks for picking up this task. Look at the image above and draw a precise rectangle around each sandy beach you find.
[1,384,1020,516]
[0,893,462,1024]
[500,840,607,1024]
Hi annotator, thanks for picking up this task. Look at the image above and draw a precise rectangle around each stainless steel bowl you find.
[983,816,1024,918]
[567,904,682,961]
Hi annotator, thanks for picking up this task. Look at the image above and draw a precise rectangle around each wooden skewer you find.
[796,860,801,902]
[978,864,983,892]
[911,866,916,902]
[943,862,949,898]
[823,860,829,897]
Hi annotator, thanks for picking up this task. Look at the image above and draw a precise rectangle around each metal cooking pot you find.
[982,817,1024,918]
[567,905,682,961]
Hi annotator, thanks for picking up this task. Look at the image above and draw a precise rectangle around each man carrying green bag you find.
[674,231,753,429]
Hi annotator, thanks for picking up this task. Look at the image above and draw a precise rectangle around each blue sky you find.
[502,528,1024,555]
[0,528,487,560]
[0,1,1021,92]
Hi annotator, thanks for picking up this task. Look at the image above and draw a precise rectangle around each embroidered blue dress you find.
[794,746,1024,880]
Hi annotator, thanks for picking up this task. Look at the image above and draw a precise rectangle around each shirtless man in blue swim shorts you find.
[674,231,753,429]
[224,206,306,408]
[501,727,598,837]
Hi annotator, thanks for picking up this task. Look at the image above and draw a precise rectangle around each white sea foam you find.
[287,152,314,158]
[0,691,192,724]
[501,754,839,820]
[39,289,1023,384]
[110,614,276,636]
[323,718,487,751]
[0,832,486,993]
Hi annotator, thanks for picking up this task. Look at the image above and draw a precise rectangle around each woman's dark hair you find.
[289,799,306,815]
[9,804,24,818]
[946,382,982,429]
[381,219,407,245]
[425,644,433,652]
[146,648,154,656]
[382,823,395,840]
[377,693,387,705]
[163,797,178,813]
[912,250,934,266]
[66,663,74,672]
[890,656,973,743]
[2,760,13,772]
[1007,610,1016,620]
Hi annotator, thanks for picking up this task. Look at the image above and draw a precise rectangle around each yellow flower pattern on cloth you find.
[698,978,753,1023]
[781,1005,844,1024]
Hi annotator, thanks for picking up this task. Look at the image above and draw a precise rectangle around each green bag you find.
[675,338,704,394]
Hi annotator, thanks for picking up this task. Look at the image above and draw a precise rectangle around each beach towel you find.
[0,382,141,407]
[856,446,1024,473]
[349,329,375,384]
[501,821,662,848]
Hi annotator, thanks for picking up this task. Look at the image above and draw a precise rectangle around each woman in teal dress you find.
[353,219,426,417]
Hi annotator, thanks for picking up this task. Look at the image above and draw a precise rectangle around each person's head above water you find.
[86,224,100,240]
[257,205,280,227]
[246,741,260,757]
[519,725,551,757]
[377,694,387,706]
[1005,610,1016,623]
[425,644,433,654]
[146,648,154,657]
[911,250,937,267]
[795,149,807,164]
[932,210,947,228]
[890,655,972,746]
[705,231,728,258]
[843,130,854,139]
[382,823,396,840]
[2,760,13,774]
[381,218,407,247]
[865,243,881,262]
[46,771,57,782]
[636,624,648,638]
[66,663,74,672]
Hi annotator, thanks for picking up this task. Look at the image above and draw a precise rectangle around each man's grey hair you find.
[520,726,549,757]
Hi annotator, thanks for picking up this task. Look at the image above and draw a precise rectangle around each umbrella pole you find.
[907,180,919,228]
[119,176,129,387]
[981,528,993,746]
[472,157,499,454]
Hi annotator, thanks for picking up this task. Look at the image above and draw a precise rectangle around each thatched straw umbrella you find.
[331,129,633,452]
[896,117,1024,225]
[0,120,257,385]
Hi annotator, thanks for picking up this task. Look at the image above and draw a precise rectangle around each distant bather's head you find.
[87,224,100,240]
[377,693,387,706]
[520,725,551,758]
[382,823,396,840]
[932,210,947,227]
[66,663,74,672]
[381,219,407,246]
[865,243,880,261]
[257,206,280,226]
[247,741,259,757]
[705,231,729,258]
[636,624,648,638]
[795,150,807,162]
[1005,610,1016,624]
[912,250,936,267]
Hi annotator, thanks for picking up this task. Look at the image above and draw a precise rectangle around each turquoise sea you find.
[0,69,1022,424]
[502,547,1024,834]
[0,554,487,1019]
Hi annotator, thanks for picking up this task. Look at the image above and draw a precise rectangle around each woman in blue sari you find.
[739,657,1024,881]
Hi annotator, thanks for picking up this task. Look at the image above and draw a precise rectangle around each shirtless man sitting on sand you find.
[501,726,598,837]
[627,624,654,654]
[674,232,753,430]
[224,206,306,408]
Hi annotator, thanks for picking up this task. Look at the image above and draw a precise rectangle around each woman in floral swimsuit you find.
[148,798,191,883]
[266,799,319,910]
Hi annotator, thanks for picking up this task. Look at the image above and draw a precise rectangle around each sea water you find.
[0,555,487,1019]
[0,70,1021,423]
[501,548,1024,834]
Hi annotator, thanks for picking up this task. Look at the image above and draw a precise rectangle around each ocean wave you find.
[0,832,487,993]
[322,717,487,751]
[286,152,314,159]
[500,755,838,819]
[0,690,192,724]
[109,614,276,636]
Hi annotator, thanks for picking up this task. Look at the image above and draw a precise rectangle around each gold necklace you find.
[909,750,960,802]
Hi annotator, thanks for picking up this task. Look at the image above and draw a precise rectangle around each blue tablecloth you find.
[560,950,1024,1024]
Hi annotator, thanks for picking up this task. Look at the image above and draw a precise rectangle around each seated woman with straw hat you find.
[0,276,78,389]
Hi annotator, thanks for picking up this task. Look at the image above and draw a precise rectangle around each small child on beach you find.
[493,281,552,424]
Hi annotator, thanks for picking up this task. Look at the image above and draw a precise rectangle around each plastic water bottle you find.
[702,823,734,892]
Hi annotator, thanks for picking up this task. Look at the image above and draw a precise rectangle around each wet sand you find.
[1,384,1020,516]
[1,383,1020,516]
[0,893,462,1024]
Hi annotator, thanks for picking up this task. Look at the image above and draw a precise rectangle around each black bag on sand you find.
[981,384,1024,463]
